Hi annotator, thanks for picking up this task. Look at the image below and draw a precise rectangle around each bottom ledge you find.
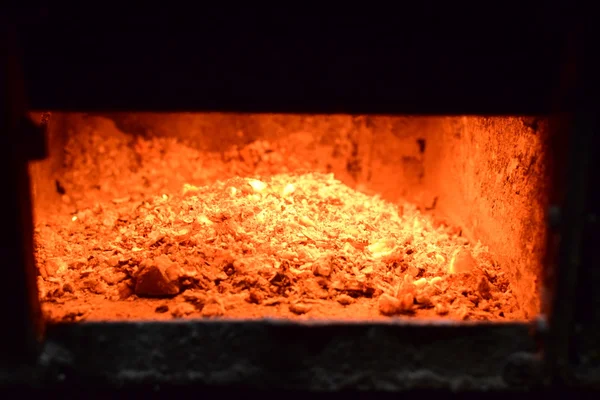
[4,319,536,391]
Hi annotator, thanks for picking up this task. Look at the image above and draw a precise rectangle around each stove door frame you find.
[1,6,595,392]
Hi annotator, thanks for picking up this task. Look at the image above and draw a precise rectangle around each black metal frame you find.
[0,22,46,365]
[1,4,596,392]
[11,5,576,115]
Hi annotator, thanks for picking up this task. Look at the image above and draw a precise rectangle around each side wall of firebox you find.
[27,112,547,319]
[425,117,549,318]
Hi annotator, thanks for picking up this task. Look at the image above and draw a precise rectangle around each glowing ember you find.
[35,172,518,321]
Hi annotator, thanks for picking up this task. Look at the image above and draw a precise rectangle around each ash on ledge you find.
[30,114,545,322]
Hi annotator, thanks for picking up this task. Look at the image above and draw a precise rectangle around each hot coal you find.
[35,172,518,322]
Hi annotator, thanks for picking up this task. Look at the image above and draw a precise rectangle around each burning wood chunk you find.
[304,279,329,299]
[248,179,267,193]
[378,293,401,316]
[415,290,433,306]
[398,292,415,312]
[84,278,107,294]
[435,303,449,315]
[299,215,316,228]
[289,302,312,315]
[182,183,200,196]
[312,256,332,277]
[281,183,295,197]
[477,276,493,300]
[413,277,428,289]
[457,307,471,321]
[246,289,264,304]
[69,258,88,270]
[62,282,74,293]
[448,249,476,274]
[99,267,128,285]
[171,302,196,318]
[430,276,443,286]
[367,239,396,259]
[182,292,206,310]
[201,300,224,317]
[117,281,134,299]
[378,292,413,316]
[264,297,284,306]
[337,294,355,305]
[44,258,69,276]
[478,299,491,311]
[134,255,181,297]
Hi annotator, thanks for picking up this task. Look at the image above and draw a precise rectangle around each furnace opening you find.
[28,113,549,322]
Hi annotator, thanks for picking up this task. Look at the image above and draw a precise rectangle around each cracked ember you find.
[36,173,518,322]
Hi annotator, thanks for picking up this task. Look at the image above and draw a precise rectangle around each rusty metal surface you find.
[2,320,539,391]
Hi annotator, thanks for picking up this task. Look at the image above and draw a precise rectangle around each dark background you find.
[5,3,584,114]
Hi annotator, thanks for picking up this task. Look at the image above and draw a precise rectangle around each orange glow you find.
[30,113,547,322]
[35,173,516,321]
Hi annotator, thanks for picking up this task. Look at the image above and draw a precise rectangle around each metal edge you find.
[2,319,539,391]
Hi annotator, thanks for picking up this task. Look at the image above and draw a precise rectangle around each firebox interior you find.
[28,113,548,322]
